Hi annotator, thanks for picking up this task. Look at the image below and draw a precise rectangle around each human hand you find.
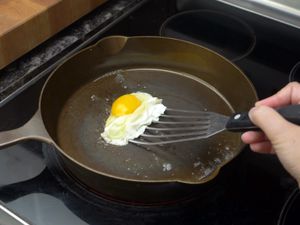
[241,82,300,185]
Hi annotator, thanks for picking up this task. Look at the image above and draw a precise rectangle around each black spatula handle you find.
[226,105,300,132]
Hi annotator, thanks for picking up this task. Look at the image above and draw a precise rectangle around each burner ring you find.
[42,143,233,207]
[160,10,256,62]
[289,61,300,82]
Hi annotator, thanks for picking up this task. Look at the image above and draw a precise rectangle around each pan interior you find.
[57,68,241,183]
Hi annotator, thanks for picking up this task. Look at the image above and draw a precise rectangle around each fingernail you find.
[255,101,262,106]
[248,107,257,121]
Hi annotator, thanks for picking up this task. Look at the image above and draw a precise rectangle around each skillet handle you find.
[0,110,52,149]
[226,105,300,132]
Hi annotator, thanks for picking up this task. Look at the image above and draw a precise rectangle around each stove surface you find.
[0,0,299,224]
[0,140,295,225]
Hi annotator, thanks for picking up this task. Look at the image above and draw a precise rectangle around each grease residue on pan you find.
[57,68,242,183]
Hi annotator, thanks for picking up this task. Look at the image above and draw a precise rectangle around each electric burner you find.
[289,62,300,82]
[160,10,256,62]
[42,144,234,206]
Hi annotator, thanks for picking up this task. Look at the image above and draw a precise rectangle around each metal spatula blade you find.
[130,105,300,145]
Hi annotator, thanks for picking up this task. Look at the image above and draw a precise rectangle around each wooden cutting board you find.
[0,0,107,69]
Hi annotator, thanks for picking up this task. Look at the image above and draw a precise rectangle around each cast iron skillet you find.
[0,36,257,203]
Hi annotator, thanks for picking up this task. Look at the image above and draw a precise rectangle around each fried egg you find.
[101,92,166,146]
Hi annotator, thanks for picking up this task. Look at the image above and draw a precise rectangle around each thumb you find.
[249,105,298,149]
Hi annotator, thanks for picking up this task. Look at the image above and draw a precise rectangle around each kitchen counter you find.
[0,0,148,106]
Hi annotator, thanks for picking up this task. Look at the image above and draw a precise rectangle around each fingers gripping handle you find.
[277,105,300,124]
[225,105,300,132]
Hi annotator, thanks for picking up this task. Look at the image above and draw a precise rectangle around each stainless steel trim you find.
[217,0,300,29]
[0,201,31,225]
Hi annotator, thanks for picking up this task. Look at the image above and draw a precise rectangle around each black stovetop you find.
[1,0,300,224]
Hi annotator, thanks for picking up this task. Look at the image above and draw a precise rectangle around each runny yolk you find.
[111,94,141,117]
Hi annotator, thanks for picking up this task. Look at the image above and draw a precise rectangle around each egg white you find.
[101,92,166,146]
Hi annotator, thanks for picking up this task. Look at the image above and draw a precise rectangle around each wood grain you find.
[0,0,106,69]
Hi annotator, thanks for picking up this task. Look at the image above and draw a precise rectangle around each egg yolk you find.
[111,94,141,117]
